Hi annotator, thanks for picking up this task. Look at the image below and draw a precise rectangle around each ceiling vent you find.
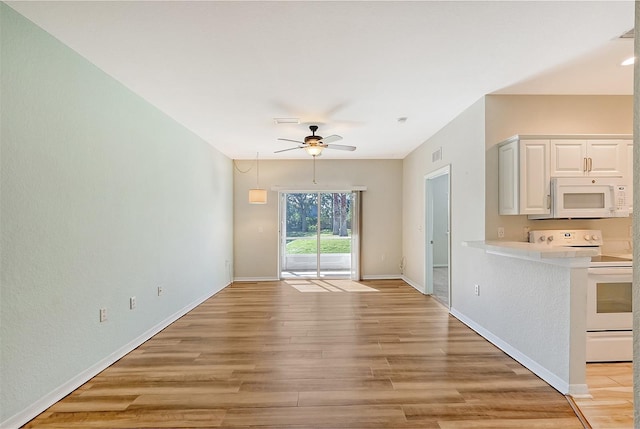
[273,118,300,124]
[620,28,634,39]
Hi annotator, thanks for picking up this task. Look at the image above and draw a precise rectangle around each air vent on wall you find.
[432,147,442,163]
[620,28,634,39]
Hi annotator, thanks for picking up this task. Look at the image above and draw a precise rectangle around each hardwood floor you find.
[24,280,583,428]
[575,362,633,429]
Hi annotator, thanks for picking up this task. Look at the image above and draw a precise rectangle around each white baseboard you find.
[1,283,230,429]
[233,277,280,282]
[361,274,402,280]
[401,275,425,294]
[449,308,570,395]
[569,384,591,398]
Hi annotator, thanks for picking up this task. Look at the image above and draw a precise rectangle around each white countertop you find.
[463,240,597,267]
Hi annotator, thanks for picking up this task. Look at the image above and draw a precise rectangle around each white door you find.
[425,166,450,307]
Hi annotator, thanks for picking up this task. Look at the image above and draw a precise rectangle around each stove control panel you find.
[529,229,603,247]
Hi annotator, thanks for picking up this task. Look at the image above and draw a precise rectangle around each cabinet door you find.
[519,140,550,214]
[498,141,518,215]
[626,141,633,212]
[550,140,587,176]
[587,140,623,176]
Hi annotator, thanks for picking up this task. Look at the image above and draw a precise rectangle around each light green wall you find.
[0,4,233,425]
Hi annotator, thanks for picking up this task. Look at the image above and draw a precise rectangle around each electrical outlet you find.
[157,286,163,296]
[130,296,136,310]
[474,284,480,296]
[497,227,505,238]
[99,308,107,322]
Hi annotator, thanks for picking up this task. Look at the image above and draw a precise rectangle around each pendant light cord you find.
[255,152,260,187]
[313,155,317,184]
[232,159,253,174]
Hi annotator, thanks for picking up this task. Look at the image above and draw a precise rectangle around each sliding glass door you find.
[280,192,359,279]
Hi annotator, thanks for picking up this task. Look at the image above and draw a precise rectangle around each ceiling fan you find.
[275,125,356,156]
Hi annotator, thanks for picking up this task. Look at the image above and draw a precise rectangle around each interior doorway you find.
[280,192,360,279]
[425,166,451,307]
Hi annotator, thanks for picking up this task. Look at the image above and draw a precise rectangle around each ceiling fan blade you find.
[326,144,356,151]
[320,134,342,144]
[278,138,305,144]
[274,146,303,153]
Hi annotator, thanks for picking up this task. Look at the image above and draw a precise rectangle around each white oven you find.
[586,264,633,362]
[529,229,633,362]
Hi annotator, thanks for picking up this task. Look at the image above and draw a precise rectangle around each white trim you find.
[568,384,592,398]
[0,284,229,429]
[424,164,451,299]
[234,276,280,282]
[450,308,571,395]
[272,185,367,192]
[361,274,402,280]
[401,275,425,294]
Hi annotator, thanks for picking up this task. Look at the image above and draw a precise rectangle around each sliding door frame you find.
[278,189,362,280]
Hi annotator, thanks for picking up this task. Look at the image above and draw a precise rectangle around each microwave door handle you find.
[609,185,616,212]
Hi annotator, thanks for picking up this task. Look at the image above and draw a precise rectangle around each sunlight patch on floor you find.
[285,279,379,293]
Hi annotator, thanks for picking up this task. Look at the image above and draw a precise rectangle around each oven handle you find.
[588,267,633,275]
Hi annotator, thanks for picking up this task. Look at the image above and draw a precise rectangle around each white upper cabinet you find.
[498,135,631,216]
[498,137,550,215]
[520,140,550,215]
[550,140,586,176]
[550,139,623,177]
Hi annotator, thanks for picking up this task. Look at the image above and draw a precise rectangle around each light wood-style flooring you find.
[576,362,633,429]
[25,280,584,428]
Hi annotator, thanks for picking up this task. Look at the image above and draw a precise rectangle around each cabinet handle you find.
[583,157,588,172]
[588,157,593,172]
[547,194,551,209]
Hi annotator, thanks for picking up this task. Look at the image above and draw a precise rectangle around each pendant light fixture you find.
[248,152,267,204]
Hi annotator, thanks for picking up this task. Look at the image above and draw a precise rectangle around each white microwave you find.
[529,177,630,219]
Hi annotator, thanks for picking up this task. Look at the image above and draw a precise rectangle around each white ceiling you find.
[7,1,634,160]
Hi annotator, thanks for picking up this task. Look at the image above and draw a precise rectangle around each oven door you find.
[587,267,633,331]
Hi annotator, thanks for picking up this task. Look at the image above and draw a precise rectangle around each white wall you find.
[233,159,403,280]
[0,5,233,426]
[485,95,633,243]
[402,95,596,394]
[402,98,486,294]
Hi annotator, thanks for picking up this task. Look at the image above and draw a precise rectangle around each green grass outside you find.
[286,237,351,254]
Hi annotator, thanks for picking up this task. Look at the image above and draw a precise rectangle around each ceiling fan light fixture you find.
[305,145,324,156]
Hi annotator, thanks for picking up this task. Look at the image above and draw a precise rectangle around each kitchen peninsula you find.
[460,240,597,397]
